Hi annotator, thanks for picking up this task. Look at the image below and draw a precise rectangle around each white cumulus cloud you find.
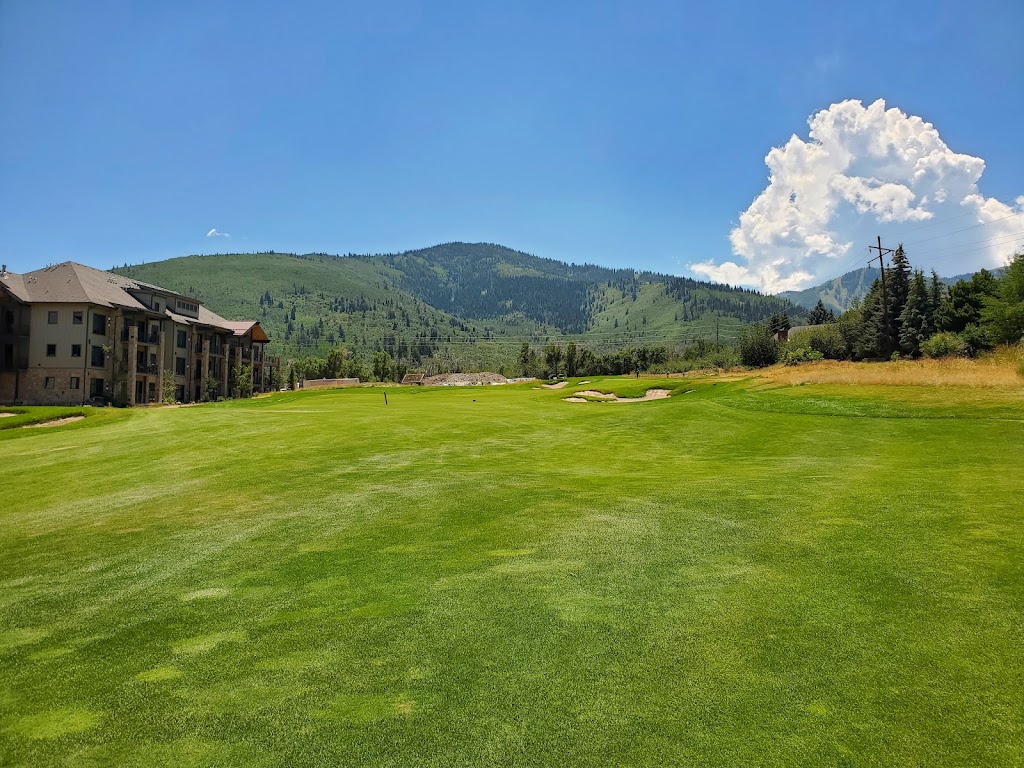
[206,227,231,238]
[691,99,1024,292]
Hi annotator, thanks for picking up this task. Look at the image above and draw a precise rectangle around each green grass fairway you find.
[1,379,1022,766]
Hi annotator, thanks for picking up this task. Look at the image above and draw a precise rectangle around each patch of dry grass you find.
[761,348,1024,388]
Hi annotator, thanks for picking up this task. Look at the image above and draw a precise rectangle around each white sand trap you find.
[542,381,569,389]
[564,389,673,404]
[23,416,85,428]
[0,413,16,418]
[578,380,591,385]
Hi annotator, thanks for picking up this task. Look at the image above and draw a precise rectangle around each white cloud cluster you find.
[206,227,230,238]
[691,99,1024,292]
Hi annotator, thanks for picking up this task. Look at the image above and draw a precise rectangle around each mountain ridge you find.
[113,242,804,367]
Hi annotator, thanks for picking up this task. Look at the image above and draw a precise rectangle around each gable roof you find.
[0,262,179,309]
[220,320,271,342]
[1,261,268,341]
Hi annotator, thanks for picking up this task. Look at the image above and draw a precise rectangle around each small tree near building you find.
[233,365,253,398]
[160,369,176,404]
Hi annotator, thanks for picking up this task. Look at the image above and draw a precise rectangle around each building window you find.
[71,344,82,357]
[175,357,186,376]
[92,313,107,335]
[45,376,55,389]
[175,384,185,402]
[91,345,105,367]
[90,378,104,397]
[48,311,58,324]
[176,330,187,348]
[70,376,80,390]
[73,311,83,325]
[46,344,56,357]
[154,301,161,312]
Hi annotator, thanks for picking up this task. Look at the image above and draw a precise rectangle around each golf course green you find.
[1,377,1022,766]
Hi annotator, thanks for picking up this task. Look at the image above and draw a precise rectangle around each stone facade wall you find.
[301,378,360,390]
[0,371,17,405]
[17,367,87,406]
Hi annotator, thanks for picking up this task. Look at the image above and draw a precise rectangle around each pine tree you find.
[927,270,943,336]
[899,270,929,357]
[808,300,831,325]
[858,280,886,359]
[883,245,912,355]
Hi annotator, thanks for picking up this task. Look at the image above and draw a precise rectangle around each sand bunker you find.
[22,416,85,428]
[542,381,569,389]
[564,389,673,403]
[0,413,16,418]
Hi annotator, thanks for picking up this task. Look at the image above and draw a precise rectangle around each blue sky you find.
[2,0,1022,289]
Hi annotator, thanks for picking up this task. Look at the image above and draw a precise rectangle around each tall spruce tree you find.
[927,270,944,336]
[858,281,887,358]
[882,245,912,355]
[807,300,832,325]
[899,270,930,357]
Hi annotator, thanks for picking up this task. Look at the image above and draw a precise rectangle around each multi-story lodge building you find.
[0,262,277,406]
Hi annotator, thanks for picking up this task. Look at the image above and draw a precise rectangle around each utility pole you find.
[868,235,894,352]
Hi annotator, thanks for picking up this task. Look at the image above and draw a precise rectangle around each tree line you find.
[737,249,1024,367]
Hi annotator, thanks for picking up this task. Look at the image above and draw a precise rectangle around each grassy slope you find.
[583,282,751,350]
[116,254,550,368]
[116,249,800,366]
[1,381,1022,766]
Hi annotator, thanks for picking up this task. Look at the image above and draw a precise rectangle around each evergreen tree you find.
[565,342,579,378]
[881,245,912,355]
[980,253,1024,345]
[937,269,999,333]
[927,270,944,336]
[518,343,532,377]
[857,281,886,358]
[807,300,832,325]
[899,270,929,357]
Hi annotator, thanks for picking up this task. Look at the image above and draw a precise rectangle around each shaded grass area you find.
[1,379,1022,766]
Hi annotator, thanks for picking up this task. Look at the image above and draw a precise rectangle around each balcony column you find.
[234,345,242,396]
[221,338,229,398]
[201,338,210,400]
[127,326,138,406]
[157,323,166,401]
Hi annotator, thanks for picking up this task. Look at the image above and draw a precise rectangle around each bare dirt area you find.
[22,416,85,428]
[423,373,511,386]
[565,389,673,403]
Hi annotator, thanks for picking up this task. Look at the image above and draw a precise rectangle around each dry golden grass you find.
[761,349,1024,388]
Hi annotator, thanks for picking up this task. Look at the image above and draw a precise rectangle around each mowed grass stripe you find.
[0,379,1021,766]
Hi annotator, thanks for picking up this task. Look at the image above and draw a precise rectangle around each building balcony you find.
[123,328,161,344]
[1,323,30,337]
[135,363,158,375]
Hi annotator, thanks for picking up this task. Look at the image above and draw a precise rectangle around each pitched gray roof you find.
[2,261,268,340]
[0,262,176,309]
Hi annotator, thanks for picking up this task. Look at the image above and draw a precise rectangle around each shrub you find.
[921,332,967,359]
[782,347,824,366]
[787,324,846,360]
[738,325,779,367]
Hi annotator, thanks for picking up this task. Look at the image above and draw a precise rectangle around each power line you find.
[902,211,1021,246]
[906,229,1024,260]
[888,207,984,239]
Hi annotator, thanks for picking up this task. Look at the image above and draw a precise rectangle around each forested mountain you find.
[114,243,803,369]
